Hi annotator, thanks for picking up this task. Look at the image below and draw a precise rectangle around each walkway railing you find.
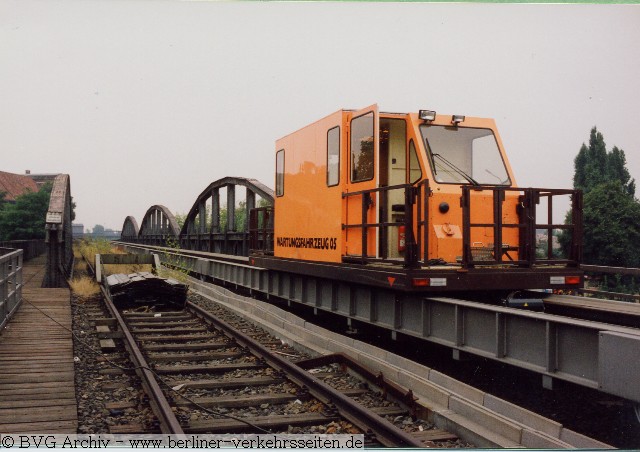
[0,240,46,261]
[0,248,23,330]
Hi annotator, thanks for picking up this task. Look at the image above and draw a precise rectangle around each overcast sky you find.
[1,1,639,231]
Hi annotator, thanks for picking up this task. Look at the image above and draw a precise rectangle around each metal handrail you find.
[460,186,582,268]
[0,248,23,330]
[0,240,45,261]
[249,206,274,255]
[342,183,421,268]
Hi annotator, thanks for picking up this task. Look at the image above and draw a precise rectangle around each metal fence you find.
[0,247,23,330]
[0,239,45,261]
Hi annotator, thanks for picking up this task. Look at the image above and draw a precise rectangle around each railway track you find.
[73,250,622,446]
[543,293,640,328]
[96,284,466,447]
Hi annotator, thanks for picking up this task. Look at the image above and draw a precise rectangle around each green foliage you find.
[158,236,192,284]
[174,212,186,230]
[573,127,635,197]
[184,197,272,234]
[0,184,52,241]
[564,128,640,295]
[70,197,76,222]
[93,224,105,235]
[0,191,7,211]
[582,181,640,267]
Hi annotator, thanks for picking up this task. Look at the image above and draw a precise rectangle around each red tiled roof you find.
[0,171,39,202]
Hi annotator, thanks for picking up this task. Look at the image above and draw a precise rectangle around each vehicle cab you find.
[268,104,582,291]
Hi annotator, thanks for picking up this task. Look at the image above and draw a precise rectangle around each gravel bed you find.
[72,295,158,433]
[72,286,473,445]
[189,292,474,447]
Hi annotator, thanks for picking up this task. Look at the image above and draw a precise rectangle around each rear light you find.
[550,276,581,285]
[412,277,447,287]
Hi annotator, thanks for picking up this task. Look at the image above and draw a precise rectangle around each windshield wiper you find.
[485,169,509,185]
[432,153,479,186]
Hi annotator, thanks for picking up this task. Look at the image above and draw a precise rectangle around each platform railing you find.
[0,248,23,330]
[460,186,583,268]
[342,183,421,269]
[249,206,274,255]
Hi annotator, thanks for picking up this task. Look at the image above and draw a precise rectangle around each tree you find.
[174,212,186,230]
[573,127,635,197]
[563,127,640,272]
[0,184,52,241]
[581,182,640,267]
[93,224,105,235]
[0,191,7,211]
[70,196,77,222]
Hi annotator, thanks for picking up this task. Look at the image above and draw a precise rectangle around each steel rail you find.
[187,301,424,447]
[100,285,185,434]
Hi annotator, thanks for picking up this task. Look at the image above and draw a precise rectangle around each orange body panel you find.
[274,106,521,265]
[274,110,344,262]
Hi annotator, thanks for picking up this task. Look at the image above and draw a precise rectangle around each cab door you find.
[344,104,379,259]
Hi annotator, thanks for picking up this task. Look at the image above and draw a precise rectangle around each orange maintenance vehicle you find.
[251,104,583,300]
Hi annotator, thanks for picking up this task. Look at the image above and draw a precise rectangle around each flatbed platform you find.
[0,255,77,433]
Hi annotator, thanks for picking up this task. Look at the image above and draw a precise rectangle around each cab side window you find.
[327,126,340,187]
[276,149,285,197]
[350,112,374,182]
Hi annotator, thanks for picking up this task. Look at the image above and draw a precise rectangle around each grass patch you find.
[76,239,125,266]
[103,263,154,276]
[69,276,101,300]
[158,266,191,284]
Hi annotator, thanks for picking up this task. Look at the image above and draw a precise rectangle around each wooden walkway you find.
[0,255,77,433]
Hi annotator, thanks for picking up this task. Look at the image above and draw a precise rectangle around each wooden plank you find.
[105,401,137,410]
[0,371,75,381]
[109,424,149,434]
[0,398,77,409]
[0,420,78,433]
[124,311,185,317]
[143,342,227,352]
[411,429,459,442]
[127,320,200,328]
[136,333,215,342]
[0,381,71,390]
[0,406,77,422]
[146,351,241,362]
[0,355,73,360]
[186,413,341,434]
[0,365,74,373]
[0,261,76,433]
[130,326,209,334]
[124,314,192,322]
[174,393,297,408]
[0,390,76,401]
[93,318,118,326]
[100,339,118,352]
[154,362,265,375]
[168,376,282,390]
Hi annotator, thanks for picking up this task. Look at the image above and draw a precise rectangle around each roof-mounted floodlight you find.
[451,115,465,125]
[419,110,436,122]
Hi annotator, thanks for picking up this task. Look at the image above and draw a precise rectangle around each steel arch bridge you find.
[136,205,180,246]
[120,216,140,242]
[120,177,273,256]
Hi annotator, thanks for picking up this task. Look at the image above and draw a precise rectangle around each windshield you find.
[419,125,511,185]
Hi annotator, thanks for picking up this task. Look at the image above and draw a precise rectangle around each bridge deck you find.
[0,255,77,433]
